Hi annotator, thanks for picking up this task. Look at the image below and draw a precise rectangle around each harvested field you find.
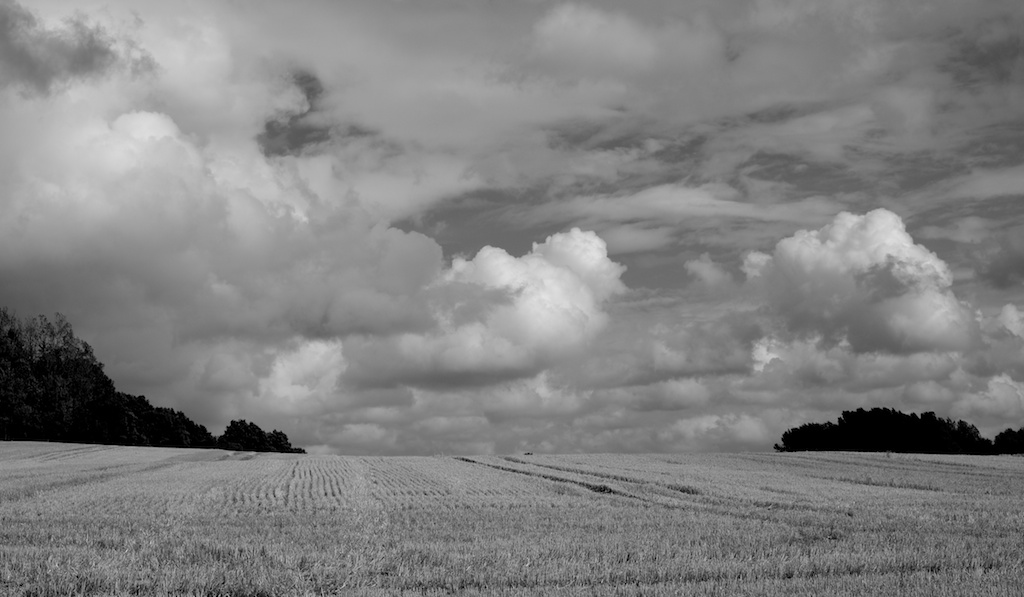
[1,442,1023,596]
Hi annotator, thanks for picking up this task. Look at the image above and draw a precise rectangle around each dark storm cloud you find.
[0,0,146,93]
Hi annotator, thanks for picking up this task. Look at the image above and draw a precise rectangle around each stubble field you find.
[1,442,1022,596]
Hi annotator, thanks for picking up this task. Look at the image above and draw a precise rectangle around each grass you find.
[1,443,1023,595]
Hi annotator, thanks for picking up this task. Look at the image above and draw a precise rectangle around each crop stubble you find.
[0,442,1022,596]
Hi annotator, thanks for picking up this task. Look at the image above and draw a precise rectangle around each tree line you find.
[775,407,1024,454]
[0,308,304,453]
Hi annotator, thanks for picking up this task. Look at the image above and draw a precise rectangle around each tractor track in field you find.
[500,456,704,496]
[452,456,694,511]
[454,456,640,499]
[454,456,870,530]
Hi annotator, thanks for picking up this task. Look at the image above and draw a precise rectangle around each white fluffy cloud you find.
[342,228,626,387]
[747,209,977,354]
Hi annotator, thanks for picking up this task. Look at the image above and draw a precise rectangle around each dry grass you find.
[1,443,1022,596]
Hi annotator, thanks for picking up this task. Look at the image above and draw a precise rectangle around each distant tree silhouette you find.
[775,407,1023,455]
[0,307,303,453]
[267,429,302,453]
[994,427,1024,454]
[217,420,305,453]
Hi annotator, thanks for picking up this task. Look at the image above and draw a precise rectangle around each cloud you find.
[747,208,977,354]
[597,224,677,255]
[482,372,590,423]
[915,216,991,245]
[563,304,762,392]
[342,228,626,388]
[952,375,1024,430]
[980,225,1024,288]
[626,378,713,412]
[256,71,333,157]
[941,166,1024,202]
[903,380,958,406]
[257,339,346,412]
[509,183,842,240]
[964,305,1024,381]
[685,253,734,288]
[1,98,452,337]
[659,412,774,452]
[999,304,1024,338]
[746,336,960,396]
[0,77,450,427]
[533,4,660,75]
[0,0,150,94]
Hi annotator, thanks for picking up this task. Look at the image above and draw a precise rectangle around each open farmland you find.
[1,443,1023,596]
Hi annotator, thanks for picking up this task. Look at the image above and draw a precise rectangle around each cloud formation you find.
[747,209,976,354]
[342,228,626,388]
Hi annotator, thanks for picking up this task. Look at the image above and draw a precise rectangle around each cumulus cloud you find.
[1,105,445,339]
[0,37,450,433]
[342,228,626,388]
[747,209,977,354]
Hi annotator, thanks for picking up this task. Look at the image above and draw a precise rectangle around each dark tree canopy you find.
[775,407,1023,455]
[218,419,304,453]
[0,308,304,454]
[994,427,1024,454]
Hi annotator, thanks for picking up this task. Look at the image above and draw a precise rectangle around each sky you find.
[1,0,1023,455]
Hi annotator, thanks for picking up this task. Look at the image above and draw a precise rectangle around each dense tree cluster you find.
[994,427,1024,454]
[775,407,1024,454]
[217,419,304,453]
[0,308,304,453]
